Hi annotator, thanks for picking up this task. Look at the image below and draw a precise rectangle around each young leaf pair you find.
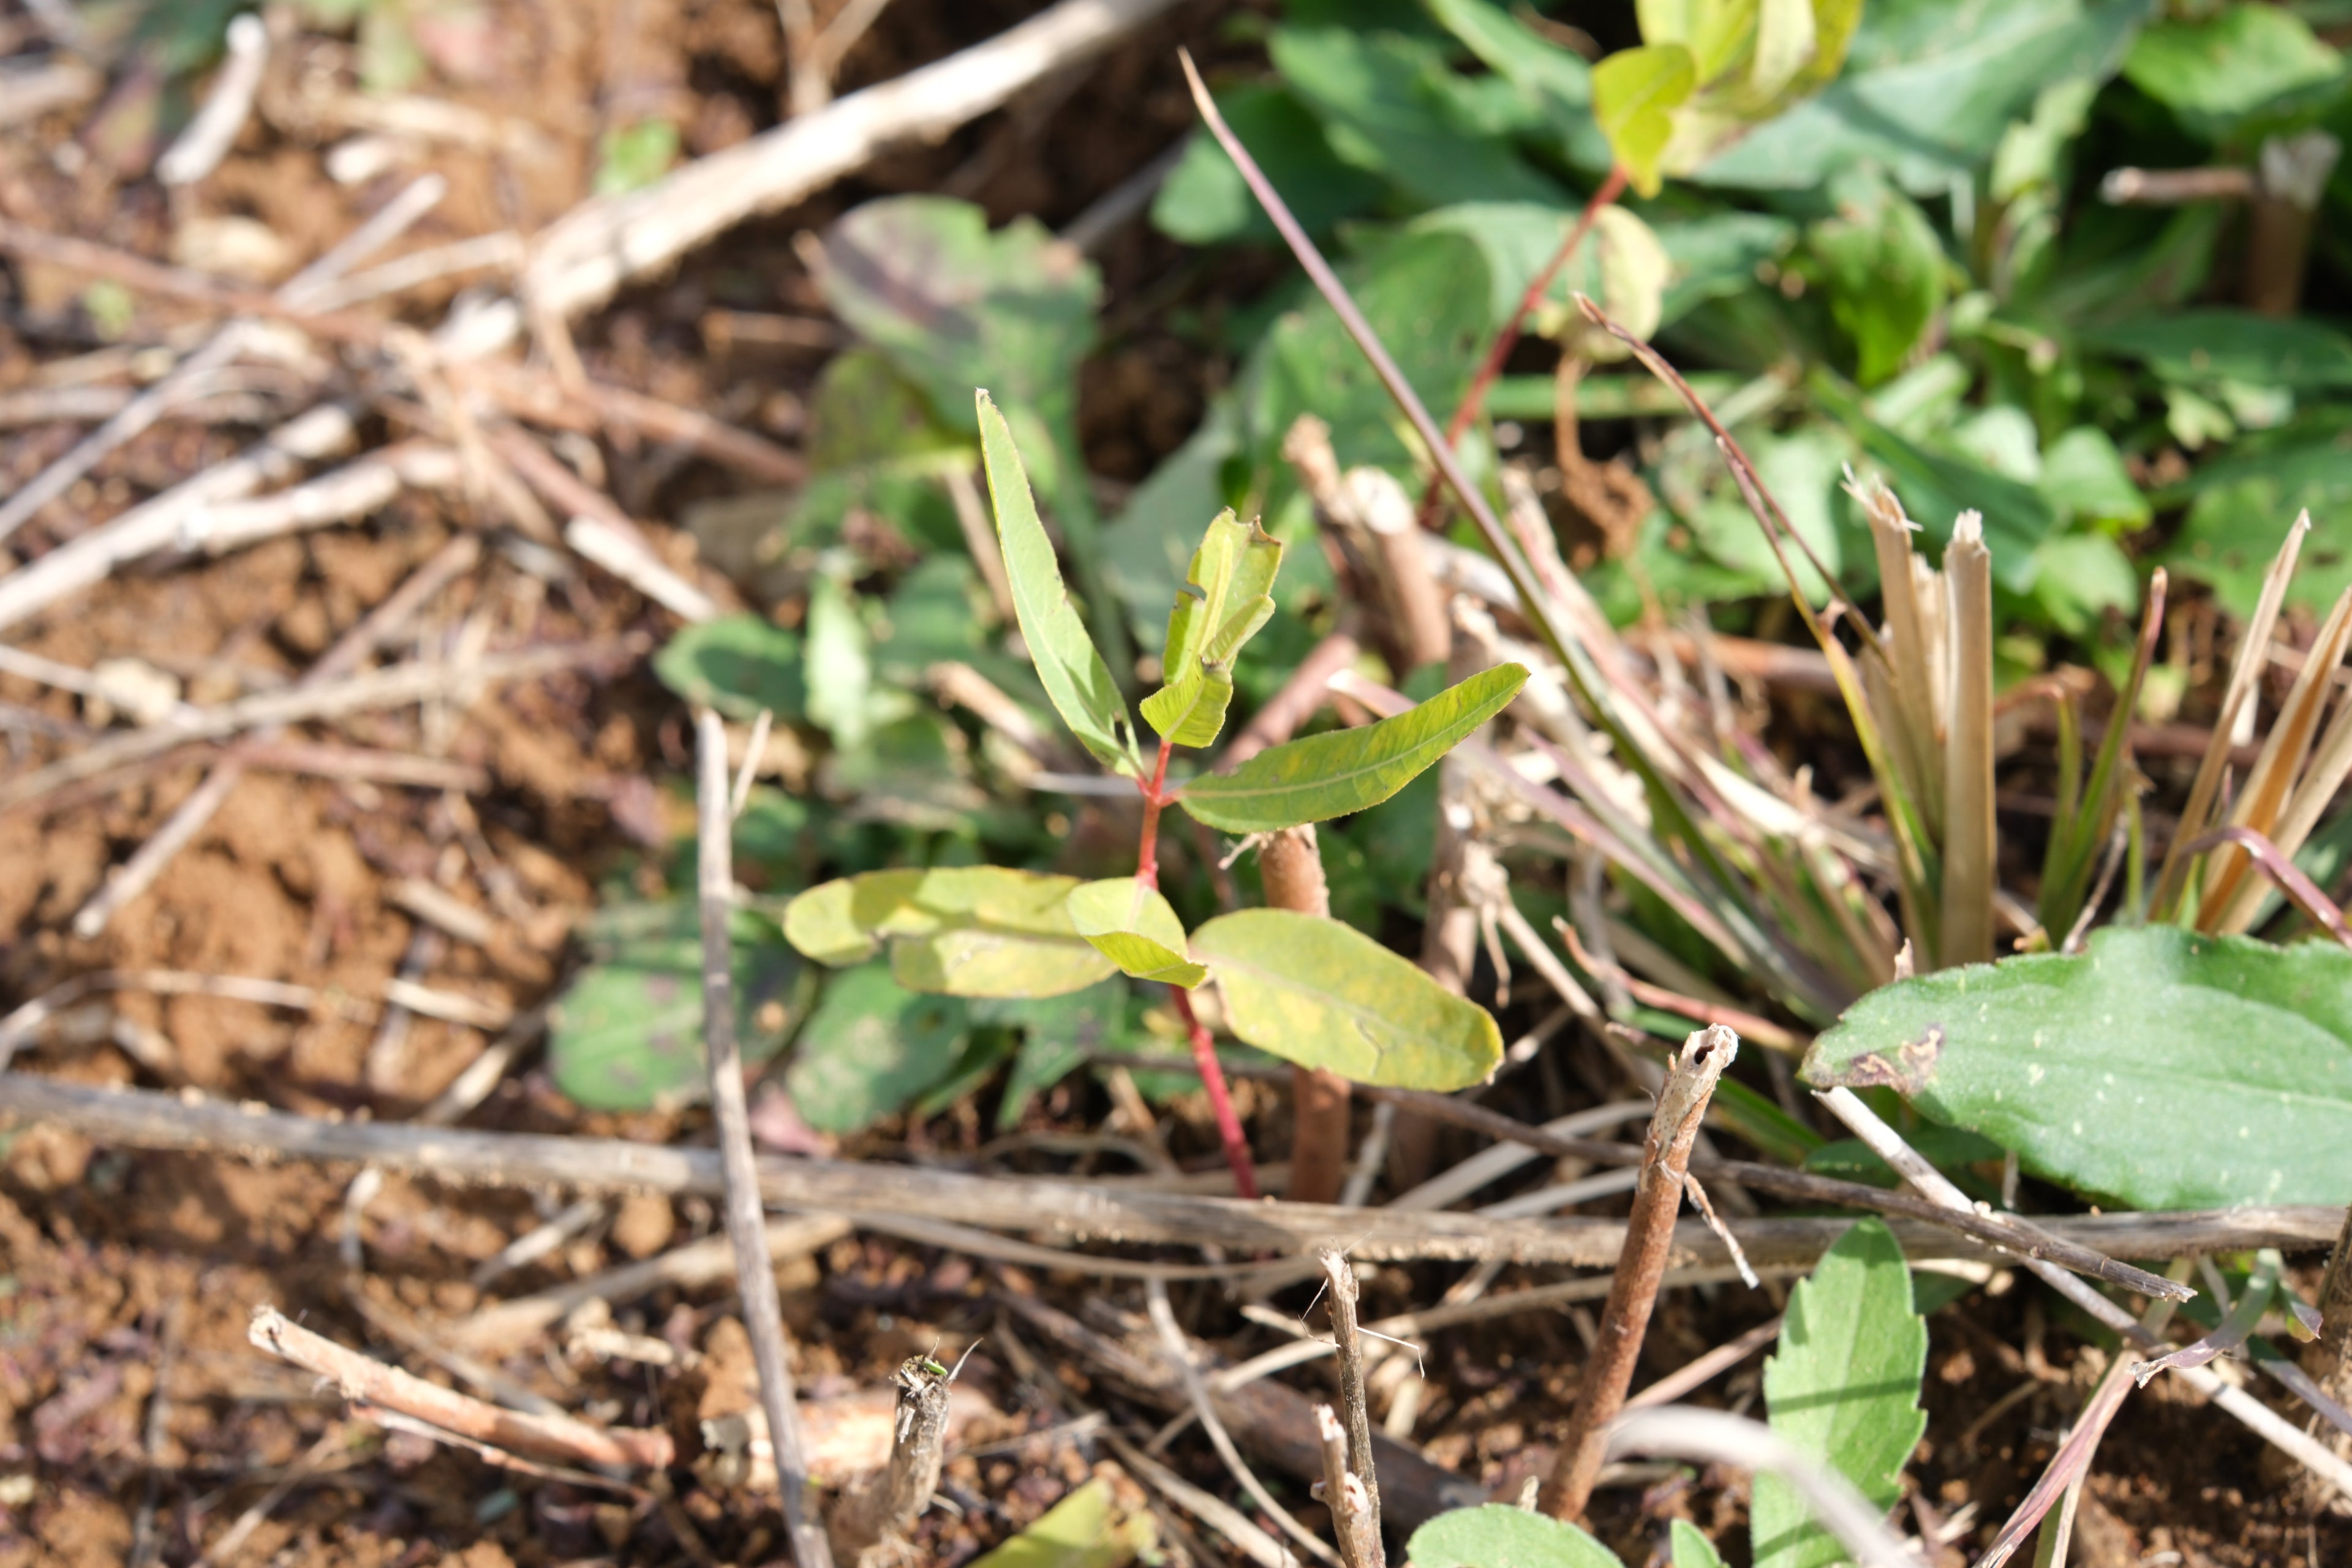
[973,387,1528,825]
[781,865,1504,1089]
[774,391,1531,1094]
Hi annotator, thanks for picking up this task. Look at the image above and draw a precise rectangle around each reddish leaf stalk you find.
[1415,164,1629,530]
[1539,1025,1740,1523]
[1170,981,1258,1199]
[1134,733,1257,1197]
[1134,737,1176,891]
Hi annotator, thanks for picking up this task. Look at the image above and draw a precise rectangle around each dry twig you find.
[1541,1025,1741,1521]
[247,1307,670,1471]
[696,709,832,1568]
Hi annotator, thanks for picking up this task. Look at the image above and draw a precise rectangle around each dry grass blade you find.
[1942,515,1997,965]
[2152,514,2309,918]
[2196,580,2352,927]
[2177,826,2352,948]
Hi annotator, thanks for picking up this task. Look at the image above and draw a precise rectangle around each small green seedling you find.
[779,391,1526,1191]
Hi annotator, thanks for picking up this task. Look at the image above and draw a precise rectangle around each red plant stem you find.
[1129,734,1256,1196]
[1170,981,1259,1199]
[1134,737,1175,891]
[1415,164,1629,530]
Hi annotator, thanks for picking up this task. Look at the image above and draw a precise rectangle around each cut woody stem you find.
[1539,1025,1741,1523]
[1265,826,1351,1206]
[1135,733,1258,1199]
[1414,164,1630,530]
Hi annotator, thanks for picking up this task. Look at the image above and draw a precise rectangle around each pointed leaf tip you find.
[1178,663,1528,832]
[1066,877,1208,989]
[976,391,1141,777]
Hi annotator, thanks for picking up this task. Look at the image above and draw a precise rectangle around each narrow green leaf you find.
[1802,925,2352,1210]
[1406,1504,1627,1568]
[976,390,1141,777]
[1065,878,1207,989]
[1192,910,1501,1090]
[1753,1218,1928,1568]
[782,867,1115,1000]
[1178,665,1528,833]
[1593,43,1697,198]
[1139,510,1283,750]
[1671,1520,1728,1568]
[787,965,970,1134]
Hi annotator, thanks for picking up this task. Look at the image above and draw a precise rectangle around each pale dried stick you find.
[0,401,360,633]
[1316,1251,1381,1547]
[696,709,833,1568]
[1104,1430,1292,1568]
[1604,1408,1911,1568]
[10,1073,2332,1270]
[0,637,634,810]
[1144,1277,1340,1566]
[72,532,481,937]
[156,12,268,186]
[1814,1087,2352,1500]
[526,0,1185,319]
[0,175,443,547]
[1540,1026,1740,1521]
[1626,1316,1782,1409]
[247,1306,671,1469]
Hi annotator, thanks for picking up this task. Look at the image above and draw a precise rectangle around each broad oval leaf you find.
[782,867,1114,1000]
[1140,509,1283,750]
[977,390,1142,777]
[1406,1505,1627,1568]
[787,964,970,1134]
[1066,878,1208,989]
[1802,925,2352,1210]
[549,902,805,1112]
[652,616,804,722]
[1192,909,1501,1089]
[1753,1217,1927,1568]
[1178,664,1529,833]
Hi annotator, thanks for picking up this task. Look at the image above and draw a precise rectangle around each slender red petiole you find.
[1170,982,1259,1199]
[1134,737,1175,891]
[1131,734,1255,1196]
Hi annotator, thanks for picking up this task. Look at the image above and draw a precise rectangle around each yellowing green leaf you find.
[1177,665,1528,833]
[782,867,1114,1000]
[1140,510,1283,749]
[1193,909,1501,1089]
[977,391,1141,777]
[1066,878,1208,989]
[965,1477,1155,1568]
[1754,1218,1927,1568]
[1594,43,1697,197]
